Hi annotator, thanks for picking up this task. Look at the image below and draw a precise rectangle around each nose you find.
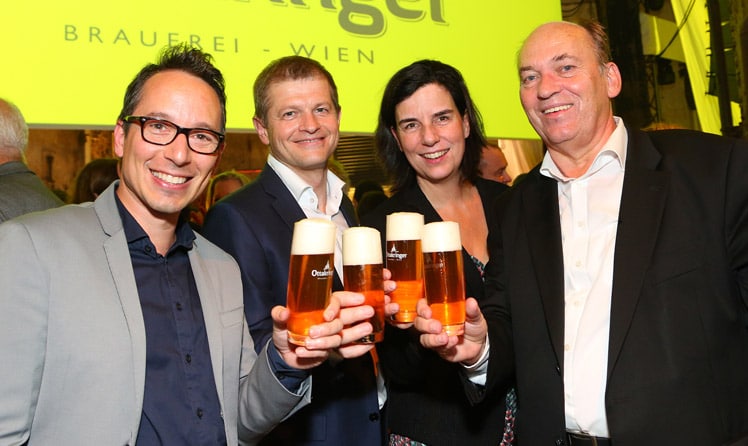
[537,73,560,100]
[299,112,320,132]
[163,132,191,166]
[501,171,513,184]
[421,123,440,146]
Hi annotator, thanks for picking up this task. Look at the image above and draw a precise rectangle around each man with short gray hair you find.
[0,98,63,222]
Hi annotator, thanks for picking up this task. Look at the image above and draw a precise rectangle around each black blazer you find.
[202,165,383,446]
[362,177,511,445]
[479,128,748,445]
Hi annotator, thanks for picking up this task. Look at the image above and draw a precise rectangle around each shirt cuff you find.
[266,341,309,393]
[461,336,489,386]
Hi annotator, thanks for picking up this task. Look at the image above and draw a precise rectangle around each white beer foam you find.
[291,218,336,255]
[343,227,382,265]
[421,221,461,252]
[386,212,424,241]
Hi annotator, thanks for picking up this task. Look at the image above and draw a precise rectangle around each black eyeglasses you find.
[123,116,225,155]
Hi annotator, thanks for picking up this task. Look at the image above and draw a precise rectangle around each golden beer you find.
[421,221,465,336]
[385,212,425,323]
[287,218,336,345]
[343,227,385,343]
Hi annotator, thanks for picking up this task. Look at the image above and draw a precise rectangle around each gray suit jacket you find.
[0,161,63,223]
[0,181,311,446]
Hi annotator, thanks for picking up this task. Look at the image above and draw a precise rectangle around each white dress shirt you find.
[539,117,627,437]
[267,154,348,279]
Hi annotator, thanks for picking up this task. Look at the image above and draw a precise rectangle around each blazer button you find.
[555,438,565,446]
[368,412,379,422]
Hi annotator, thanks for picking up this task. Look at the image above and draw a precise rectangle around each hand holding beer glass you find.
[421,221,465,336]
[286,218,336,346]
[385,212,424,323]
[342,227,385,343]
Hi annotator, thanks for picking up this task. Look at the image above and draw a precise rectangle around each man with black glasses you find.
[0,44,383,445]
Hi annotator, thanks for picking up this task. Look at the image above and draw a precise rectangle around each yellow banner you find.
[2,1,560,138]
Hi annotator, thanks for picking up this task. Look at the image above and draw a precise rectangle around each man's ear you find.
[605,62,622,99]
[113,121,126,158]
[253,117,270,145]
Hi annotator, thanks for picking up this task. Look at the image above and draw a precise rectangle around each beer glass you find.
[342,227,385,343]
[421,221,465,336]
[385,212,424,323]
[286,218,336,345]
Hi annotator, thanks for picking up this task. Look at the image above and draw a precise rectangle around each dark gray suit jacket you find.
[479,128,748,445]
[0,161,63,222]
[202,165,383,445]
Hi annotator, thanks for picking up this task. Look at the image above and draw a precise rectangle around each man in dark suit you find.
[202,56,385,445]
[0,98,63,222]
[416,20,748,445]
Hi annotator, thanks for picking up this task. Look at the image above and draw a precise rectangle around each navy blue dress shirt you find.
[116,197,227,446]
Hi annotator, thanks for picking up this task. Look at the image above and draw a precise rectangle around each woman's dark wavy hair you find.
[375,60,487,193]
[117,43,227,132]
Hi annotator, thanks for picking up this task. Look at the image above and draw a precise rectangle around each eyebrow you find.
[519,53,577,73]
[396,108,453,127]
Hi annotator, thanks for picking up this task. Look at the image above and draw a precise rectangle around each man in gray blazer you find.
[0,98,63,222]
[0,45,379,445]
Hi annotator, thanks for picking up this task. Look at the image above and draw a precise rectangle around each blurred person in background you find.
[0,98,63,222]
[69,157,120,203]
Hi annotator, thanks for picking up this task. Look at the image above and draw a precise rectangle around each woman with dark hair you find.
[361,60,516,445]
[69,158,119,204]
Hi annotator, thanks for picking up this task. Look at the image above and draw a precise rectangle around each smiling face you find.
[518,22,621,157]
[392,83,469,186]
[253,76,340,177]
[113,70,222,224]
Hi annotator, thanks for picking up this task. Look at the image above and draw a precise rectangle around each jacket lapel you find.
[524,173,567,369]
[607,130,668,379]
[189,244,226,410]
[95,182,147,441]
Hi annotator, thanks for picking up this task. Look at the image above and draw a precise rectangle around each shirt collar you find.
[540,116,627,182]
[266,153,345,215]
[114,186,195,251]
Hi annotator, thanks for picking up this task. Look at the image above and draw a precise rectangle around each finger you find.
[338,305,375,326]
[383,279,396,294]
[339,321,374,345]
[332,290,365,308]
[382,267,392,281]
[413,313,443,335]
[464,297,482,321]
[324,295,341,321]
[304,333,343,351]
[416,298,432,319]
[271,305,290,324]
[419,332,449,349]
[292,346,333,360]
[384,301,399,317]
[338,343,375,359]
[309,318,344,339]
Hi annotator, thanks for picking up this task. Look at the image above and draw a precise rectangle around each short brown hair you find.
[253,56,340,124]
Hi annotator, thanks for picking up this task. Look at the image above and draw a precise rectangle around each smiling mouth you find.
[422,149,449,160]
[296,136,324,144]
[543,104,572,114]
[152,170,187,185]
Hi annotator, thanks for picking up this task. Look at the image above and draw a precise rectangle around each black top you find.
[362,177,512,445]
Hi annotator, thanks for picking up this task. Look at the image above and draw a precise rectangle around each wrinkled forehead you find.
[518,22,590,68]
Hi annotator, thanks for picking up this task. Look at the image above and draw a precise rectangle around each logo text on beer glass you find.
[312,261,333,278]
